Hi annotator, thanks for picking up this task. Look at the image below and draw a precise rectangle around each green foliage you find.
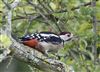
[0,34,12,48]
[0,0,100,72]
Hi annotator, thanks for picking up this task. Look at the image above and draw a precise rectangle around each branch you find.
[97,20,100,22]
[2,0,20,37]
[27,0,60,32]
[0,48,11,62]
[91,0,97,63]
[11,0,20,9]
[0,0,20,62]
[10,38,68,72]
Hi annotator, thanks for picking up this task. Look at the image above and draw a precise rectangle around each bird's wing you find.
[38,32,63,44]
[39,32,62,44]
[20,32,63,45]
[42,36,63,45]
[39,32,58,37]
[20,34,32,41]
[20,33,37,41]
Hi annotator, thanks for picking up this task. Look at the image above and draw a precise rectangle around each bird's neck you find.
[59,35,66,41]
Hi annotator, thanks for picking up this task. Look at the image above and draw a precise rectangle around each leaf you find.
[50,2,57,10]
[0,34,12,48]
[79,38,87,50]
[78,22,92,33]
[96,12,100,20]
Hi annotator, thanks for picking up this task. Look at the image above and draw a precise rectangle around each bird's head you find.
[59,32,73,42]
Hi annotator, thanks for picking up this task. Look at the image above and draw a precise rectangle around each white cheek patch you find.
[60,35,67,40]
[60,33,73,41]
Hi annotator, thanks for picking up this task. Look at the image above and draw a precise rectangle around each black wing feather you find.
[44,36,63,44]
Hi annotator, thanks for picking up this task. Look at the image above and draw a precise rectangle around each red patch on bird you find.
[22,39,45,54]
[22,39,38,48]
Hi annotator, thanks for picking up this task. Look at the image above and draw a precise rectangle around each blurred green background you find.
[0,0,100,72]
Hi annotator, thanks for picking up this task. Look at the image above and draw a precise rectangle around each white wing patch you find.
[40,34,59,38]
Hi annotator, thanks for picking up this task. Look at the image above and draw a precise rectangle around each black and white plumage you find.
[30,32,63,44]
[20,31,73,56]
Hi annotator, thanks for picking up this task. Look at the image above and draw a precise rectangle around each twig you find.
[2,0,20,37]
[56,0,99,13]
[0,0,99,14]
[91,0,97,64]
[97,20,100,22]
[1,0,99,24]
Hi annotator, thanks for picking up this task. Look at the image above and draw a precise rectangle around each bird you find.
[20,31,73,56]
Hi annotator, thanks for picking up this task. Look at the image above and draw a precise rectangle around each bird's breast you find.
[39,42,63,53]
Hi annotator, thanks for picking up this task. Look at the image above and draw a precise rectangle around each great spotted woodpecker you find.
[20,31,73,56]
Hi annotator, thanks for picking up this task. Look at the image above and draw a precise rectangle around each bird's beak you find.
[71,35,79,41]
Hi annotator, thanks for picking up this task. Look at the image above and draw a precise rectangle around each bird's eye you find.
[67,34,70,37]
